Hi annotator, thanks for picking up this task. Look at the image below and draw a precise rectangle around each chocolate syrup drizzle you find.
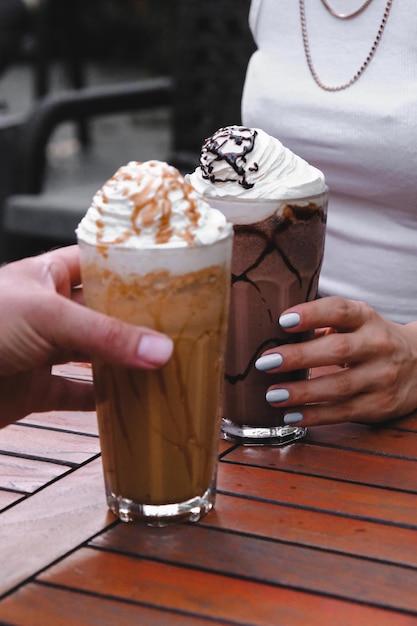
[200,126,258,190]
[231,232,277,324]
[225,338,283,385]
[225,207,324,386]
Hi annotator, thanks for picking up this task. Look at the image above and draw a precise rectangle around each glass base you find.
[221,418,307,446]
[106,483,215,527]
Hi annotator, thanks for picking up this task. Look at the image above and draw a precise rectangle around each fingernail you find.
[266,388,290,403]
[255,353,283,371]
[137,334,173,366]
[279,312,301,329]
[283,412,304,424]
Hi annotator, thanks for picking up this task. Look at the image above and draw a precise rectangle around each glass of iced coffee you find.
[77,160,233,525]
[189,126,328,445]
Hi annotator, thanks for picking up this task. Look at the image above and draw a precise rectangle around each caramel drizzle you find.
[94,163,202,254]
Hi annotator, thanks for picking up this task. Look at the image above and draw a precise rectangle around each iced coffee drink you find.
[77,160,233,524]
[189,126,328,445]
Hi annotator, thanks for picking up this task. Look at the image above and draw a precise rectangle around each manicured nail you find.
[283,412,304,424]
[266,388,290,403]
[255,353,283,371]
[137,334,173,366]
[279,312,301,328]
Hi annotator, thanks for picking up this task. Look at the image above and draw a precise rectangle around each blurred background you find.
[0,0,176,109]
[0,0,254,262]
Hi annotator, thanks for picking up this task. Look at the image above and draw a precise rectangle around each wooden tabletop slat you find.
[0,452,70,493]
[0,457,112,597]
[224,442,417,493]
[218,440,238,456]
[203,493,417,568]
[2,394,417,622]
[0,423,100,465]
[34,547,417,626]
[21,411,99,436]
[217,463,417,527]
[89,522,417,614]
[52,362,93,382]
[305,422,417,459]
[388,413,417,432]
[0,489,23,511]
[0,583,219,626]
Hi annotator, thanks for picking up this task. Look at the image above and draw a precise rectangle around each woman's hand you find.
[255,296,417,426]
[0,246,173,425]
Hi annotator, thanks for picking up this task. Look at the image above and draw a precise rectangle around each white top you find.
[242,0,417,323]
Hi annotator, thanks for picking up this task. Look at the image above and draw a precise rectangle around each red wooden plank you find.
[306,422,417,459]
[218,439,236,456]
[204,493,417,569]
[217,462,417,527]
[0,583,216,626]
[0,424,100,465]
[0,457,112,597]
[90,523,417,614]
[223,442,417,493]
[388,411,417,433]
[36,547,415,625]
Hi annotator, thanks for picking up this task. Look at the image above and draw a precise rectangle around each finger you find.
[47,298,174,370]
[256,331,361,372]
[279,296,375,334]
[280,391,400,427]
[47,349,93,366]
[39,245,82,294]
[260,312,394,373]
[43,244,81,282]
[266,359,411,426]
[266,366,369,408]
[0,369,95,425]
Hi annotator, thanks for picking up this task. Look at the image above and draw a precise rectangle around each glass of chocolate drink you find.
[189,126,328,445]
[210,194,327,444]
[77,160,233,524]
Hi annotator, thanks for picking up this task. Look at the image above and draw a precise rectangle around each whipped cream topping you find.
[188,126,326,200]
[76,160,232,249]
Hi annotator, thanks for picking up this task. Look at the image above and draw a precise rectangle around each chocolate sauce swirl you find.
[200,126,258,190]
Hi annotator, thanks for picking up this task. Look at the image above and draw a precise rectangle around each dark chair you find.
[1,0,255,262]
[0,0,31,77]
[0,110,25,255]
[0,77,173,260]
[0,0,87,107]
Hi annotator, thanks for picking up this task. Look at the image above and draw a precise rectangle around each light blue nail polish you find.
[279,312,301,329]
[284,412,304,424]
[266,389,290,403]
[255,353,283,371]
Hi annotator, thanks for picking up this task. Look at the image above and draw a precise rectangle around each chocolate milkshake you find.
[189,126,328,445]
[77,160,233,524]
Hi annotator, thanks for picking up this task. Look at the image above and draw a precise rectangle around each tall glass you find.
[78,234,233,525]
[209,190,328,445]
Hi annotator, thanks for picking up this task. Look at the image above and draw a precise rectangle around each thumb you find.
[49,299,174,370]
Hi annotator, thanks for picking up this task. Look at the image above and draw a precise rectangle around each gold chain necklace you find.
[299,0,394,91]
[320,0,375,19]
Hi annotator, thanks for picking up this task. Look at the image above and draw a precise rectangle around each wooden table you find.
[1,363,417,624]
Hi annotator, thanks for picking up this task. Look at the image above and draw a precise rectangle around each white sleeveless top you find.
[242,0,417,323]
